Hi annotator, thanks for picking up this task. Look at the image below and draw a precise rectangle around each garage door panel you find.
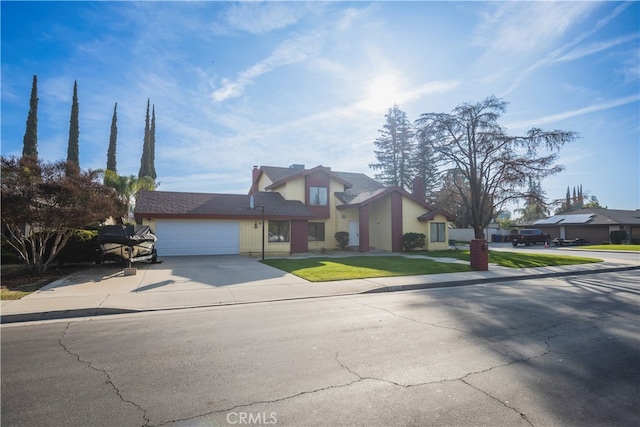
[154,220,239,256]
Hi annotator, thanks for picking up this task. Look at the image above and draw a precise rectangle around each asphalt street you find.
[1,269,639,427]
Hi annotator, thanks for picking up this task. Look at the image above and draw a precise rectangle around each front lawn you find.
[262,256,473,282]
[426,250,603,268]
[579,244,640,251]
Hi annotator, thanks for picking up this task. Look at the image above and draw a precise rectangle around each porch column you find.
[391,192,403,252]
[358,205,370,252]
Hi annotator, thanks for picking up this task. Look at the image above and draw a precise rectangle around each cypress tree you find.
[149,104,157,180]
[138,99,151,178]
[106,103,118,172]
[22,75,39,159]
[67,81,80,168]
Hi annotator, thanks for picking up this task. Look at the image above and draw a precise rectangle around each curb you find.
[2,265,638,325]
[0,307,141,324]
[364,265,640,294]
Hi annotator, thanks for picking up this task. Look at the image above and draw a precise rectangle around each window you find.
[308,223,325,241]
[430,222,446,242]
[268,221,290,242]
[309,187,328,206]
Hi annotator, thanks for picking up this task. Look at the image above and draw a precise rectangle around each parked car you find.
[512,229,551,246]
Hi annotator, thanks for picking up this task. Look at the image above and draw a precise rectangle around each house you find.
[134,164,455,256]
[521,208,640,244]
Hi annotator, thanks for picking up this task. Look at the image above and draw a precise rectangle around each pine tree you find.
[67,81,80,168]
[413,129,440,202]
[149,104,157,180]
[22,75,38,159]
[369,105,414,189]
[106,103,118,173]
[517,178,549,221]
[138,99,151,179]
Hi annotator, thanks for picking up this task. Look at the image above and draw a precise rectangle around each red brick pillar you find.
[470,239,489,271]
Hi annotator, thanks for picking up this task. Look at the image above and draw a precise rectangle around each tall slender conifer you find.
[22,75,39,159]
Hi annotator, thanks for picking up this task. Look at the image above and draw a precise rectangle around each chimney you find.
[250,165,261,194]
[289,164,305,170]
[412,176,425,200]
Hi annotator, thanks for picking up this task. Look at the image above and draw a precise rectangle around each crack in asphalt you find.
[344,298,616,427]
[58,322,150,427]
[334,349,539,426]
[155,356,363,426]
[460,378,535,427]
[349,298,530,360]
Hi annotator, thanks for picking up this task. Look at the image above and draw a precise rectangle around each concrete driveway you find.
[1,256,382,321]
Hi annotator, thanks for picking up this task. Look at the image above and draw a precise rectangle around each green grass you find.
[263,256,473,282]
[579,244,640,251]
[421,250,603,268]
[0,288,32,300]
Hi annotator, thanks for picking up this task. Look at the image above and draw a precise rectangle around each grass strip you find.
[263,256,472,282]
[424,250,602,268]
[579,244,640,251]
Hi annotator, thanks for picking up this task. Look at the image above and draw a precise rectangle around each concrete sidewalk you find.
[2,254,638,324]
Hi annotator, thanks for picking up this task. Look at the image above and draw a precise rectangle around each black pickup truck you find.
[512,229,551,247]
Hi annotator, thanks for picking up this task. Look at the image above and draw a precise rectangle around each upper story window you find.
[309,186,328,206]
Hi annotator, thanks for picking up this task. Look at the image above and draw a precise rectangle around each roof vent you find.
[289,164,305,169]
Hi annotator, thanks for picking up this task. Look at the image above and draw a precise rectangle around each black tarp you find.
[97,225,156,246]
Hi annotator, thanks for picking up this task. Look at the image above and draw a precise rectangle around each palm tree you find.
[102,170,155,222]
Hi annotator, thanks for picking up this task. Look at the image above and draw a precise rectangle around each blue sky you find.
[2,1,639,213]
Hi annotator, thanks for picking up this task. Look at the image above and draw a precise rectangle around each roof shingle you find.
[134,191,314,219]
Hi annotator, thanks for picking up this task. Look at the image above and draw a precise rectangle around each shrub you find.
[335,231,350,250]
[610,230,627,244]
[403,232,425,251]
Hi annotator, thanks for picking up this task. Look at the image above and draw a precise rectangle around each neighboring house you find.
[519,208,640,244]
[134,164,454,256]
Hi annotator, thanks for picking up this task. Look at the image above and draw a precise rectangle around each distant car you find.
[552,237,588,246]
[512,229,551,247]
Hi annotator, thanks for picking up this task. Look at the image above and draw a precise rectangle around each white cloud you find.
[211,31,323,102]
[556,33,639,63]
[474,2,597,52]
[501,2,633,95]
[505,95,640,129]
[224,2,308,34]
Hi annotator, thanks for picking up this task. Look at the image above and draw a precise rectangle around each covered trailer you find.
[96,225,157,264]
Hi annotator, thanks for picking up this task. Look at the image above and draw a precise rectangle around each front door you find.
[349,221,359,247]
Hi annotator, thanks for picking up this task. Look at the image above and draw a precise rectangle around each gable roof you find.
[336,186,434,210]
[258,165,386,204]
[134,190,314,220]
[418,208,457,222]
[333,171,387,204]
[257,164,445,216]
[261,165,352,191]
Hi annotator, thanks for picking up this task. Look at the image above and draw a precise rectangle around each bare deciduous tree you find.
[415,96,577,239]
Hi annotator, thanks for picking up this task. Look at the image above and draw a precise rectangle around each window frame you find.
[268,220,290,243]
[430,222,446,242]
[309,186,328,206]
[308,222,326,242]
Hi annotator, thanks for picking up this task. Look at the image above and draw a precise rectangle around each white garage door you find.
[154,220,240,256]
